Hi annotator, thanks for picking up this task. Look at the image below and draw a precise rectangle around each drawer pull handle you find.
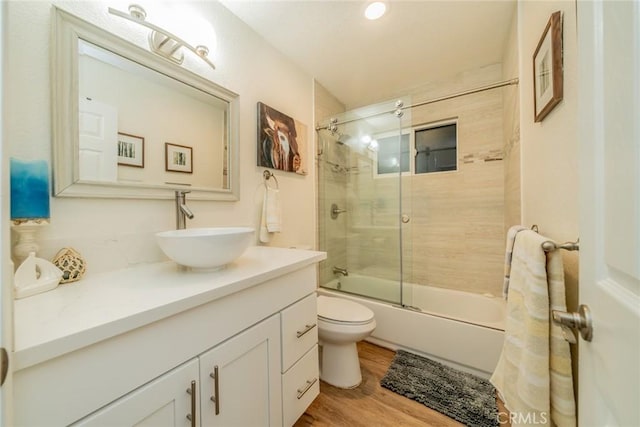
[296,378,318,400]
[186,380,196,427]
[296,323,317,338]
[209,365,220,415]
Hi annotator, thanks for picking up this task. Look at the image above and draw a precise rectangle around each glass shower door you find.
[317,99,412,306]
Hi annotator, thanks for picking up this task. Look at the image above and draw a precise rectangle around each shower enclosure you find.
[316,78,518,328]
[317,98,415,308]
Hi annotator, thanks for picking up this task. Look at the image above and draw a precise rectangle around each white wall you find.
[518,0,578,305]
[519,0,578,247]
[518,0,579,397]
[5,1,316,275]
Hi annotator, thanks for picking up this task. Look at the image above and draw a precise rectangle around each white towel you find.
[265,187,281,232]
[259,189,270,243]
[490,230,576,427]
[503,225,528,298]
[259,187,281,243]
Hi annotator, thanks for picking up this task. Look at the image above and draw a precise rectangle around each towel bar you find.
[530,225,579,252]
[541,239,579,252]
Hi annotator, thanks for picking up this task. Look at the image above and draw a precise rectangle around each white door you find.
[578,1,640,426]
[78,97,118,182]
[0,2,13,425]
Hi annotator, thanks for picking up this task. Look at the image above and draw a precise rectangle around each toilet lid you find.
[317,295,374,324]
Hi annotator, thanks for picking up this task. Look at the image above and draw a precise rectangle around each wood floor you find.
[294,342,508,427]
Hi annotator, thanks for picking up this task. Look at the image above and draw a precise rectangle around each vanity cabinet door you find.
[73,359,199,427]
[199,314,282,427]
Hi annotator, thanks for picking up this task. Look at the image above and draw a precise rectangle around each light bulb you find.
[364,2,387,20]
[146,3,217,56]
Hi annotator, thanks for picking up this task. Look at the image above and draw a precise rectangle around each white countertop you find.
[14,246,326,371]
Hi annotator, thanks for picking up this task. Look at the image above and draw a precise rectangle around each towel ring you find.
[263,170,279,189]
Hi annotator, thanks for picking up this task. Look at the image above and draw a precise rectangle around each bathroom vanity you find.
[13,246,325,426]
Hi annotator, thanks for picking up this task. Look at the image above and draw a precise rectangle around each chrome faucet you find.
[175,190,194,230]
[332,266,348,277]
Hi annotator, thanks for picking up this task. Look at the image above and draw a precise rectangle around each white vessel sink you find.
[155,227,255,269]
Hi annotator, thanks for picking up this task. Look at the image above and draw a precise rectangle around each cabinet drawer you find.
[282,345,319,427]
[281,293,318,372]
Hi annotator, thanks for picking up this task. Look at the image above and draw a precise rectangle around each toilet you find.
[317,295,376,389]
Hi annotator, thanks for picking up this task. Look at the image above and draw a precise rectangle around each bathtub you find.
[319,274,506,378]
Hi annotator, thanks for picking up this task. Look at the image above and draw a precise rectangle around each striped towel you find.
[502,225,528,298]
[490,230,576,427]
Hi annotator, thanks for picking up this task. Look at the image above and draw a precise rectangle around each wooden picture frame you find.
[117,132,144,167]
[533,11,563,122]
[165,143,193,173]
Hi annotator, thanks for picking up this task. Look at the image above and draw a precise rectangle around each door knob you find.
[0,348,7,386]
[552,304,593,342]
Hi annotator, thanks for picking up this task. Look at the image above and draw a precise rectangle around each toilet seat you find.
[317,295,374,325]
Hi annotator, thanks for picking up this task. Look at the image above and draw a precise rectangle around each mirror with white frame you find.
[52,7,239,200]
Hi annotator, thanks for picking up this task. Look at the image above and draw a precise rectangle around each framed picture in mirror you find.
[117,132,144,168]
[165,143,193,173]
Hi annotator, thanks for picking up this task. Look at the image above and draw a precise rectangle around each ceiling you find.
[220,0,517,109]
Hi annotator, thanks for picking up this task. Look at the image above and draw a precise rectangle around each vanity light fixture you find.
[108,4,216,70]
[364,1,387,20]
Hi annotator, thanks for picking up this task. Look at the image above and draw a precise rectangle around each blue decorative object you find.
[10,158,51,220]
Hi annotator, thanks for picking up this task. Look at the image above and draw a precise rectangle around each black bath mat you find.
[380,350,498,427]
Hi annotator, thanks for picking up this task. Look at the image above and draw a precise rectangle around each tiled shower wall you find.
[409,65,505,296]
[503,8,521,231]
[345,65,507,297]
[314,81,345,286]
[316,64,509,297]
[346,153,404,283]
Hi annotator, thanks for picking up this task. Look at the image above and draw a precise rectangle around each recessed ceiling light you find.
[364,1,387,20]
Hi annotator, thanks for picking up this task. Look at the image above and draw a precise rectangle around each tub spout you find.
[333,266,348,277]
